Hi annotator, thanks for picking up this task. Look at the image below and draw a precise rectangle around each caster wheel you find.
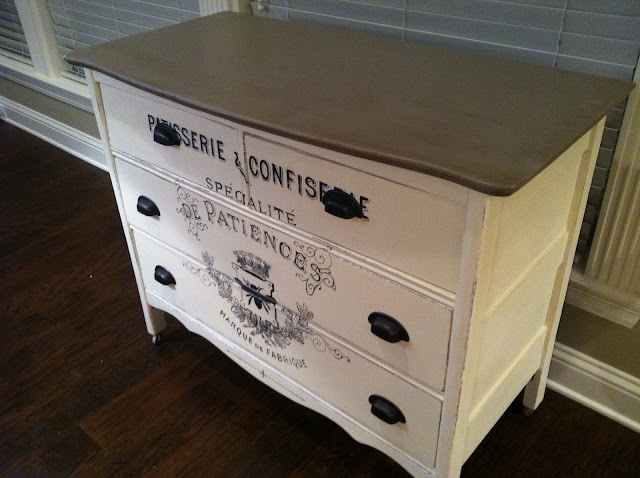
[523,406,535,417]
[152,333,162,345]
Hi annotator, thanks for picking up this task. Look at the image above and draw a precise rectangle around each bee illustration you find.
[242,280,272,314]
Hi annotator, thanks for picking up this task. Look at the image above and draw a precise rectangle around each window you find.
[0,0,212,111]
[0,0,31,64]
[47,0,201,81]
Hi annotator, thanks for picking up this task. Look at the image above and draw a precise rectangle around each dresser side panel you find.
[461,123,604,458]
[482,131,591,313]
[463,130,592,414]
[523,119,606,409]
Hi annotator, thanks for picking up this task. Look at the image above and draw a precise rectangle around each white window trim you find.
[0,1,250,113]
[14,0,63,77]
[0,54,93,111]
[1,0,92,110]
[566,55,640,328]
[200,1,251,15]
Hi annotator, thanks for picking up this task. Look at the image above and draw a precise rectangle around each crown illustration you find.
[233,251,271,280]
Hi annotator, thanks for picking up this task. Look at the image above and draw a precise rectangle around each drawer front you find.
[134,230,441,467]
[101,84,247,198]
[118,157,452,391]
[244,135,467,291]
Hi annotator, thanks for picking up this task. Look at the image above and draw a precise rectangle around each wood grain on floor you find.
[1,121,638,478]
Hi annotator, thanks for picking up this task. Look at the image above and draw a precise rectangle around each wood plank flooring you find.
[1,121,639,477]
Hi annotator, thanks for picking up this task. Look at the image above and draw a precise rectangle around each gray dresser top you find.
[67,12,633,196]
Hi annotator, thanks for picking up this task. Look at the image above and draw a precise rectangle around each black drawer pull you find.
[238,281,277,306]
[153,123,181,146]
[321,188,363,220]
[154,266,176,286]
[137,196,160,217]
[368,312,409,343]
[368,395,406,425]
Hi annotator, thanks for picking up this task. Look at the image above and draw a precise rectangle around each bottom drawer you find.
[134,230,442,467]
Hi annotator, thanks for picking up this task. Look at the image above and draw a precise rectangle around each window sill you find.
[0,55,92,112]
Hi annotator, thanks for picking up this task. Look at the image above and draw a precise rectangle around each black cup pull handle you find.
[154,266,176,286]
[368,312,409,343]
[368,395,406,425]
[237,281,277,306]
[321,188,363,220]
[153,123,181,146]
[137,196,160,217]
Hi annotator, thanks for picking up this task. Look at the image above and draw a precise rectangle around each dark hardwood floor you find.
[1,121,638,478]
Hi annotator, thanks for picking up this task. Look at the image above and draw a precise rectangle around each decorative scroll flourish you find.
[310,335,350,362]
[234,152,249,186]
[183,252,232,299]
[176,186,207,240]
[293,241,336,296]
[181,251,348,361]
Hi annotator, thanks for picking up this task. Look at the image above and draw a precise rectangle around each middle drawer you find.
[118,157,452,391]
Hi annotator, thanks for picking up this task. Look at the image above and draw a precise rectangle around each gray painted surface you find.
[557,304,640,378]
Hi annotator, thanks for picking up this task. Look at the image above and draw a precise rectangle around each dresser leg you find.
[522,367,547,411]
[143,304,167,337]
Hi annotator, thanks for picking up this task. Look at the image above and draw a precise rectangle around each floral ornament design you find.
[176,186,207,240]
[183,251,349,361]
[293,241,336,296]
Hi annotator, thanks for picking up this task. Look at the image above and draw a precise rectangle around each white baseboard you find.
[567,270,640,328]
[0,95,106,171]
[548,343,640,433]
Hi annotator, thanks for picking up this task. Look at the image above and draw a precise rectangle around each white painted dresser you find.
[68,12,633,478]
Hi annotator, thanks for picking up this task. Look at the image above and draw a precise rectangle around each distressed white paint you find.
[244,134,467,291]
[135,229,443,467]
[87,73,604,478]
[116,156,453,393]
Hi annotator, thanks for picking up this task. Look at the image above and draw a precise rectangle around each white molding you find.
[548,343,640,434]
[15,0,65,77]
[576,55,640,328]
[199,0,251,14]
[0,56,93,112]
[567,270,640,327]
[587,57,640,280]
[199,0,229,14]
[0,95,106,170]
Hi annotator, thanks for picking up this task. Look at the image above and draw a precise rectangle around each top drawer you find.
[101,85,247,200]
[244,135,467,291]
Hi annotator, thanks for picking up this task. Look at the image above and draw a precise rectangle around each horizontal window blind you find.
[47,0,201,81]
[0,0,32,65]
[252,0,640,264]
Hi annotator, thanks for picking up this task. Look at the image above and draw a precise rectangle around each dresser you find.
[67,12,633,478]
